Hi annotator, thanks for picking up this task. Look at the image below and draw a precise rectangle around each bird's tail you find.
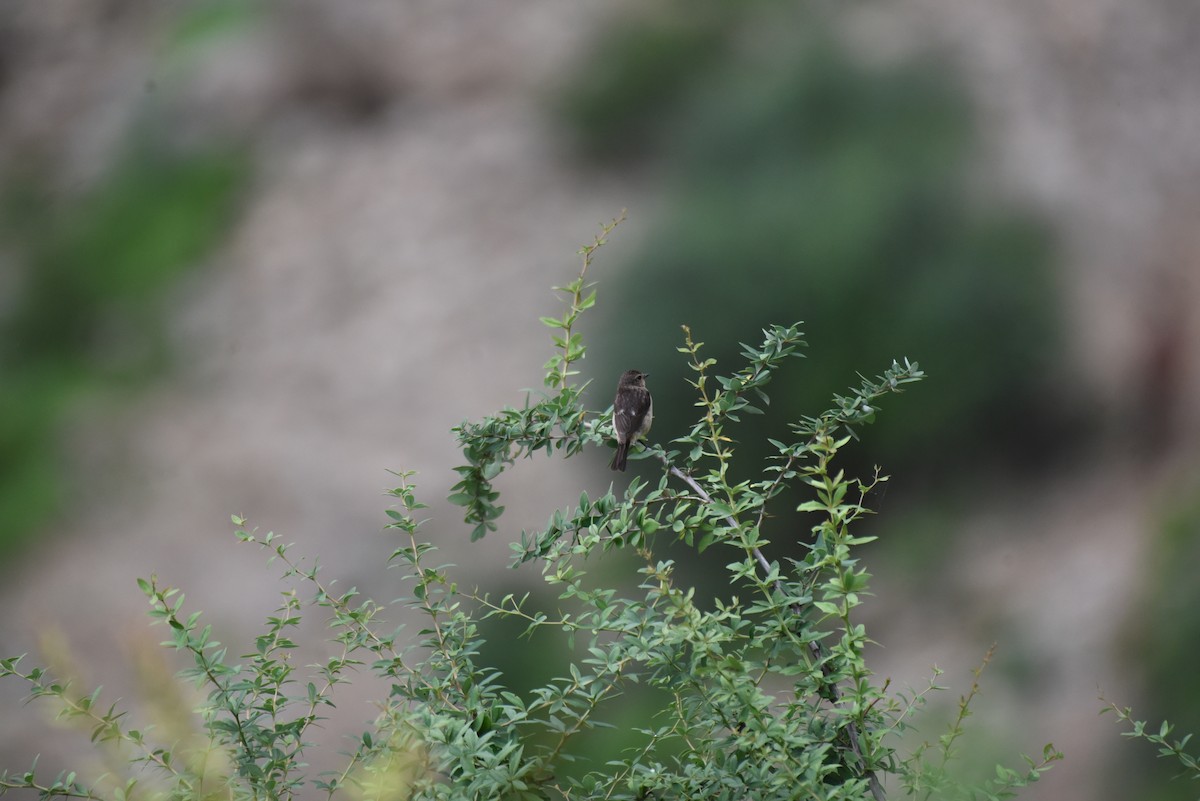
[610,442,629,471]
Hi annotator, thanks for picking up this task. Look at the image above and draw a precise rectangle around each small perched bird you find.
[610,369,653,471]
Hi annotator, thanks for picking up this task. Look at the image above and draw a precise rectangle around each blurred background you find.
[1,1,1199,799]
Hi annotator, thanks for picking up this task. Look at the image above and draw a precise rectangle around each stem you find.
[553,210,626,391]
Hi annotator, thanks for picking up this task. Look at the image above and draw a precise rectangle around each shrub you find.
[2,220,1064,801]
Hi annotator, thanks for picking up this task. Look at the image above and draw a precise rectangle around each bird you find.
[610,369,653,471]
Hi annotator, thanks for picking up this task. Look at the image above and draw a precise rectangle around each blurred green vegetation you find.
[562,4,1071,499]
[166,0,263,54]
[0,145,247,555]
[556,4,1088,617]
[0,1,259,558]
[1120,481,1200,801]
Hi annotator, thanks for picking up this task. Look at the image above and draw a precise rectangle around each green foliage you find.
[2,223,1066,800]
[450,214,623,542]
[1102,701,1200,795]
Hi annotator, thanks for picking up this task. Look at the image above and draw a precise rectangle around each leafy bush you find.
[2,221,1065,800]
